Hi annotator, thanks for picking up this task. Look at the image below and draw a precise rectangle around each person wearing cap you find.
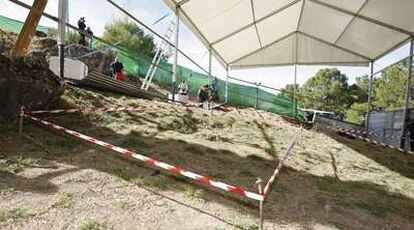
[77,17,86,46]
[110,58,124,81]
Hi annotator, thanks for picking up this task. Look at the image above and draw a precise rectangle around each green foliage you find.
[280,83,298,99]
[52,192,75,209]
[373,66,408,110]
[102,19,167,60]
[0,208,27,222]
[346,102,367,125]
[80,219,102,230]
[299,68,351,118]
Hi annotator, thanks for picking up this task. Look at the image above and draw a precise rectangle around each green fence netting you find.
[116,48,303,119]
[0,15,48,33]
[0,14,304,120]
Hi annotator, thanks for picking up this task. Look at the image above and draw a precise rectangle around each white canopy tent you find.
[163,0,414,69]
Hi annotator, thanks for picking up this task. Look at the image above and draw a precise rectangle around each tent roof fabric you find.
[164,0,414,69]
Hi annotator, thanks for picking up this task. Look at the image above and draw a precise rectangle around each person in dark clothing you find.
[197,85,210,108]
[85,27,93,48]
[210,78,219,101]
[110,58,124,81]
[406,118,414,151]
[77,17,86,46]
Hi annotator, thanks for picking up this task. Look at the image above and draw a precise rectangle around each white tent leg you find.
[58,0,67,80]
[293,64,298,115]
[225,65,230,104]
[172,7,179,102]
[365,61,374,131]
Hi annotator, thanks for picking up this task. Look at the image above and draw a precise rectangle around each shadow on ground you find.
[1,111,414,229]
[321,129,414,180]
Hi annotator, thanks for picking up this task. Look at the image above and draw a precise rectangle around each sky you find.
[0,0,411,92]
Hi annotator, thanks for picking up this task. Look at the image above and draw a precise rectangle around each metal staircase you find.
[141,19,175,91]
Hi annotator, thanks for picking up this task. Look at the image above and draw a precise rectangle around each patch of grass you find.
[0,157,40,173]
[52,192,75,209]
[142,175,175,190]
[80,219,102,230]
[118,200,135,210]
[0,208,27,222]
[353,198,385,217]
[236,223,258,230]
[205,170,224,179]
[110,165,134,181]
[239,169,254,177]
[184,145,205,155]
[184,186,205,199]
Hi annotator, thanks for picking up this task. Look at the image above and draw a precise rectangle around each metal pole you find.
[256,178,264,230]
[58,0,67,80]
[172,6,179,102]
[225,65,230,104]
[365,61,374,132]
[293,64,298,116]
[400,38,414,148]
[255,83,259,109]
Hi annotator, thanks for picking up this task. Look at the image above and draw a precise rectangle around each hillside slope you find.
[1,86,414,229]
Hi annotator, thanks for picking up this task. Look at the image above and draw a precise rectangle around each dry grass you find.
[0,85,413,229]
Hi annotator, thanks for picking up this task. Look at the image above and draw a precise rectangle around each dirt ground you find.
[1,86,414,230]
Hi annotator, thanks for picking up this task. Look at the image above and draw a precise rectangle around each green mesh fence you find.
[0,14,304,120]
[116,48,303,119]
[0,15,48,33]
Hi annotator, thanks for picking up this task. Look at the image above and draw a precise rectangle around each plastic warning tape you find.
[263,137,298,196]
[328,126,414,155]
[26,105,155,115]
[24,115,263,201]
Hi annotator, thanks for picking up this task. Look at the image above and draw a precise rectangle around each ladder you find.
[141,20,175,91]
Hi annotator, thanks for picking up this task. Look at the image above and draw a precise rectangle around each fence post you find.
[256,178,264,230]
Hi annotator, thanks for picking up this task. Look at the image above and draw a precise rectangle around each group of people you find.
[176,78,219,108]
[77,17,93,48]
[196,79,219,108]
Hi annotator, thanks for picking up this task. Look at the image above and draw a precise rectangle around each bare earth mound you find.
[1,86,413,229]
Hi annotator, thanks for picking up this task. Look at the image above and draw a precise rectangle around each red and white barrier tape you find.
[26,105,150,115]
[24,115,263,201]
[329,126,414,155]
[263,135,298,196]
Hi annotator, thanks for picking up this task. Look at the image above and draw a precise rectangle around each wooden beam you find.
[10,0,48,58]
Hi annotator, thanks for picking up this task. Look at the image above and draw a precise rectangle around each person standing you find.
[197,85,210,108]
[110,58,124,81]
[77,17,86,46]
[85,27,93,49]
[177,79,189,95]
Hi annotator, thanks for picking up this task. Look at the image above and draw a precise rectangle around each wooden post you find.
[9,0,48,58]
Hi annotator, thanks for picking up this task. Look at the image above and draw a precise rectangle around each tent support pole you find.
[400,38,414,148]
[208,47,212,110]
[58,0,67,80]
[293,64,298,116]
[365,61,374,132]
[172,6,180,102]
[225,65,230,104]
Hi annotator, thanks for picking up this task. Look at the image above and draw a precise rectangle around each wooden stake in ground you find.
[9,0,48,58]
